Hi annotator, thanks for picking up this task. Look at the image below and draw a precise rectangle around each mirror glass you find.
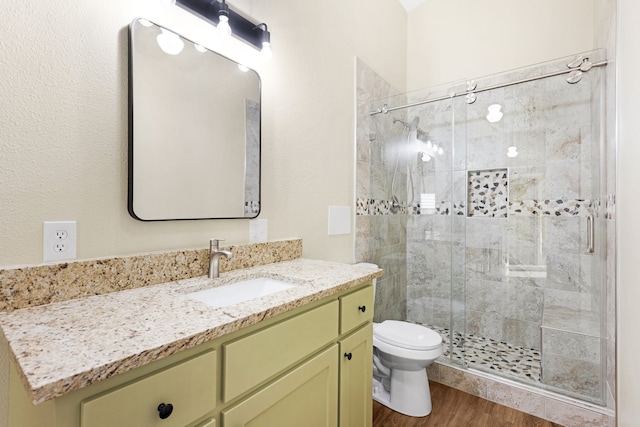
[128,18,261,220]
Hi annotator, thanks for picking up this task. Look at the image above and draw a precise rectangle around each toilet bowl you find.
[358,263,444,417]
[372,320,443,417]
[363,263,444,417]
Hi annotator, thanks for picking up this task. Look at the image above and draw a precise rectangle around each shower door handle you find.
[587,214,595,254]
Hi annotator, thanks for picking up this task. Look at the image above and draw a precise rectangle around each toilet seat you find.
[374,320,442,351]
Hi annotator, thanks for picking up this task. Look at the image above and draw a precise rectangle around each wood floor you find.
[372,381,563,427]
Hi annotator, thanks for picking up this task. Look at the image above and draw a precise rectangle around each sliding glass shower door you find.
[364,50,609,405]
[458,51,607,404]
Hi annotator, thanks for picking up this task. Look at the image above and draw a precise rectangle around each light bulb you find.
[426,140,433,150]
[156,29,184,55]
[217,15,232,37]
[261,41,273,61]
[507,146,518,158]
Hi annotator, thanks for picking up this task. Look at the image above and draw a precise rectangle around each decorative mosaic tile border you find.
[356,199,466,216]
[468,169,509,218]
[0,239,303,312]
[357,197,609,219]
[509,199,593,217]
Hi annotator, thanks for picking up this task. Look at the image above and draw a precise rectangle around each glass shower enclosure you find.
[361,50,610,405]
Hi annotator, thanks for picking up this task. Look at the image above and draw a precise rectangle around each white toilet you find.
[370,277,443,417]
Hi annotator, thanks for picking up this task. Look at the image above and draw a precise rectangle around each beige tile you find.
[426,362,440,382]
[485,381,545,418]
[437,364,488,398]
[545,398,612,427]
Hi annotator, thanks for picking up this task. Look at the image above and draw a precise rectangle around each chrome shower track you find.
[369,60,608,116]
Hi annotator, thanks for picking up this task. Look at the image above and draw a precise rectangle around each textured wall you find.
[407,0,594,91]
[0,0,407,268]
[617,0,640,424]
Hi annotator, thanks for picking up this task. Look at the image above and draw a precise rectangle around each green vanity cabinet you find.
[221,345,340,427]
[80,350,217,427]
[8,340,220,427]
[339,323,373,427]
[339,285,374,334]
[338,286,374,427]
[7,282,374,427]
[222,300,340,402]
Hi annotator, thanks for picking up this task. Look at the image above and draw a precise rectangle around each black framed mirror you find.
[128,18,261,221]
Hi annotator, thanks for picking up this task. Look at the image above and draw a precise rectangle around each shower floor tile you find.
[429,325,542,385]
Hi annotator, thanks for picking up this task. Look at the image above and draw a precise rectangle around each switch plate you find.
[328,206,351,235]
[249,219,268,243]
[43,221,77,262]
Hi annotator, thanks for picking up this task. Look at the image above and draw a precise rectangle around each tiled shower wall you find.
[355,58,407,323]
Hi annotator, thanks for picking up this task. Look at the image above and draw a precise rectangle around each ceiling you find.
[397,0,426,12]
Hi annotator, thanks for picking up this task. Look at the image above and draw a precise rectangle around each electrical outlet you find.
[43,221,77,262]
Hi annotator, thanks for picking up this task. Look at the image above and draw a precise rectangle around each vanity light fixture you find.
[216,0,232,37]
[177,0,272,60]
[254,23,272,61]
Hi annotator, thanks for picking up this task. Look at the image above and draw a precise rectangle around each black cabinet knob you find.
[344,352,352,360]
[157,403,174,419]
[358,305,366,313]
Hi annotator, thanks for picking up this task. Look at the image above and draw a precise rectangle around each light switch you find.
[249,219,268,243]
[328,206,351,235]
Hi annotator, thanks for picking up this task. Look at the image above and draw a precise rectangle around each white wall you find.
[617,0,640,424]
[0,0,407,268]
[407,0,594,91]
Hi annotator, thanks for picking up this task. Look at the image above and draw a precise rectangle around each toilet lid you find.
[374,320,442,351]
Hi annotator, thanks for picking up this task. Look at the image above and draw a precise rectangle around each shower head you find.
[393,116,420,131]
[394,117,430,141]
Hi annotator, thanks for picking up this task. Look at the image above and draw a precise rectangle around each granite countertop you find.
[0,259,382,404]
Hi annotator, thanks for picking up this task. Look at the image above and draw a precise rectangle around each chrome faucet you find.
[208,238,233,279]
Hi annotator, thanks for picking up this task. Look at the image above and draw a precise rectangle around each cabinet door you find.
[339,324,373,427]
[222,345,338,427]
[224,301,339,402]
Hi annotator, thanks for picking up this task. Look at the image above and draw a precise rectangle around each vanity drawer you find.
[80,350,216,427]
[340,285,374,334]
[223,301,339,402]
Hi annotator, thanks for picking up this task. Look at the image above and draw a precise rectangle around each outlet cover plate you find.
[43,221,77,262]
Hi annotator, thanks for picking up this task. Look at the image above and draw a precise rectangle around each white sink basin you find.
[187,277,297,308]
